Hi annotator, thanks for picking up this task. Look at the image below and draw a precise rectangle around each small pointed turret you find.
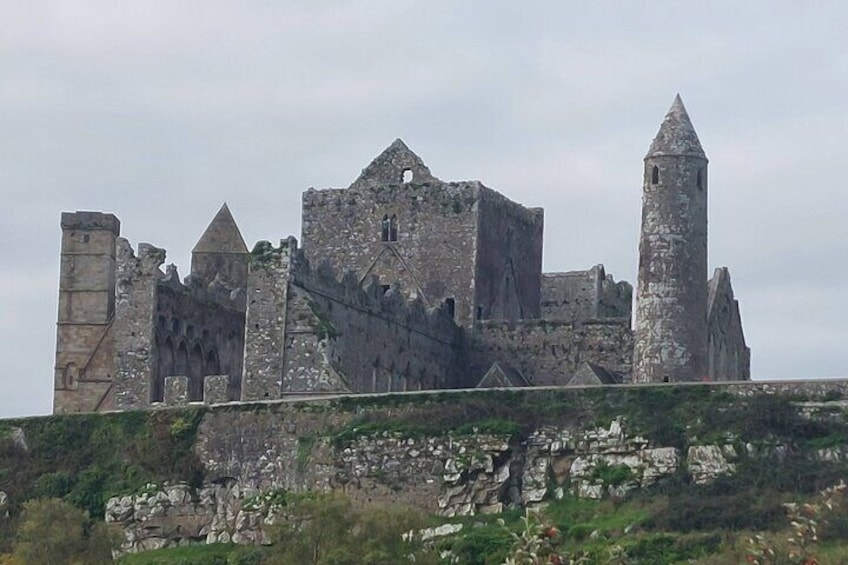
[191,204,249,295]
[647,94,706,159]
[350,138,438,190]
[192,203,248,254]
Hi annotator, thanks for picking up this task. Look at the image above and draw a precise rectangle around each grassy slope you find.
[3,386,848,562]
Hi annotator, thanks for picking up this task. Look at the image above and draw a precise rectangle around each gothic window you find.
[205,349,220,375]
[651,165,660,185]
[189,344,203,401]
[389,215,398,241]
[381,215,390,241]
[175,342,188,376]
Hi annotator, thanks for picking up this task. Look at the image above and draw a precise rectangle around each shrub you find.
[12,498,118,565]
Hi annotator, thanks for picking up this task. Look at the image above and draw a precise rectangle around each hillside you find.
[3,381,848,563]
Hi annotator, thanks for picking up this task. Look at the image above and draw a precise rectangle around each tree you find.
[12,498,117,565]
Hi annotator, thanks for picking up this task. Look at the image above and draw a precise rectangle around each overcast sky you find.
[2,1,847,418]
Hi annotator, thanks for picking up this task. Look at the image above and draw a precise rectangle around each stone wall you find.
[707,267,751,381]
[541,265,632,323]
[288,245,463,393]
[113,239,164,409]
[155,267,245,403]
[469,318,633,385]
[301,140,545,327]
[242,237,462,397]
[475,187,544,322]
[301,180,481,325]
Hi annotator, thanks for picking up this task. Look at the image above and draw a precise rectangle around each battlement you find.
[60,211,121,234]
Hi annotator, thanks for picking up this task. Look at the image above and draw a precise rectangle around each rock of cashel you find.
[52,95,750,414]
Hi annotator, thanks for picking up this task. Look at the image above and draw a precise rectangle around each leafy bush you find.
[12,498,119,565]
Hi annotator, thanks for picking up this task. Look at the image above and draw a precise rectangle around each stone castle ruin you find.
[53,96,750,414]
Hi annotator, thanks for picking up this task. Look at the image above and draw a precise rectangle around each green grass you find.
[117,543,268,564]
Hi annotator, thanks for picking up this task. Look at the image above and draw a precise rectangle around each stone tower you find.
[191,203,249,293]
[633,95,709,383]
[54,211,121,412]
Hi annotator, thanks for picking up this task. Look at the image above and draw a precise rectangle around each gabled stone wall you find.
[469,318,633,386]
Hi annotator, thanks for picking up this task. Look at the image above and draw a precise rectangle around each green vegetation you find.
[116,543,265,565]
[4,498,119,565]
[590,461,636,488]
[296,434,316,472]
[0,406,206,552]
[3,386,848,562]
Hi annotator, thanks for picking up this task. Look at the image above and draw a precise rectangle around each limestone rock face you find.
[686,444,736,484]
[105,481,270,554]
[106,416,768,554]
[524,418,681,501]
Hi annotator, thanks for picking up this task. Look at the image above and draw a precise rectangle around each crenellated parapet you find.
[242,236,463,400]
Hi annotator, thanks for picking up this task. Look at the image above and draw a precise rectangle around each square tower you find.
[301,139,544,326]
[54,211,120,413]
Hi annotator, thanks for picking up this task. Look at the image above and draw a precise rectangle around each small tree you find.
[12,498,117,565]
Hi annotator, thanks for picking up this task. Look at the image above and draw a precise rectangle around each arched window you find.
[651,165,660,185]
[174,342,187,373]
[154,338,175,402]
[381,215,390,241]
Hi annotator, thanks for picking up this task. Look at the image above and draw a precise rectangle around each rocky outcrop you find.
[109,417,757,553]
[523,419,680,501]
[686,445,736,485]
[105,481,273,554]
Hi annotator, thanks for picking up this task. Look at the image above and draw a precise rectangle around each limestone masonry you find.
[53,96,750,413]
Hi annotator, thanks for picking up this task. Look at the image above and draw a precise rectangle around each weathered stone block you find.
[164,376,189,406]
[204,375,230,405]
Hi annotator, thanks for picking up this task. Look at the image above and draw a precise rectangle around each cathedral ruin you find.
[53,96,750,413]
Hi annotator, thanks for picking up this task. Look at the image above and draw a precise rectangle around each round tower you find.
[633,95,709,383]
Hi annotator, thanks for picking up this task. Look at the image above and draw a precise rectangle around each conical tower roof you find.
[192,203,248,254]
[646,94,707,159]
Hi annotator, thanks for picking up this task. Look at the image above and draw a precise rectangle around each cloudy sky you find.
[2,1,847,418]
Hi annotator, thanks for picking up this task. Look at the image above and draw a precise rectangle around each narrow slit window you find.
[445,298,455,319]
[651,165,660,185]
[697,168,703,190]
